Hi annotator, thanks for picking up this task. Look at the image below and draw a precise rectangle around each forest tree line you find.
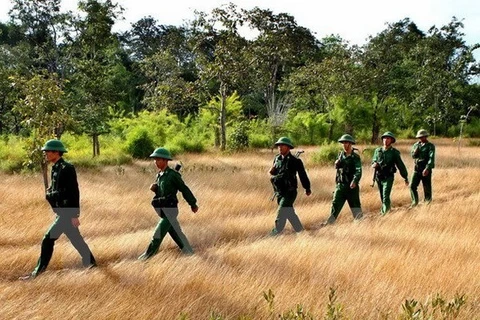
[1,0,479,162]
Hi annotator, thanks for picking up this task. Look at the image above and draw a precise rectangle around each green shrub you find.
[166,134,205,154]
[249,133,271,148]
[284,109,329,145]
[0,135,28,173]
[125,127,155,159]
[311,143,339,165]
[228,121,249,151]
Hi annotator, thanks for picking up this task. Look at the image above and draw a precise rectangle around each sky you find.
[1,0,479,56]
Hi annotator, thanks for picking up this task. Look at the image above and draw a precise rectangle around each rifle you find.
[371,166,377,187]
[41,159,49,191]
[295,150,304,158]
[174,162,182,172]
[371,148,383,187]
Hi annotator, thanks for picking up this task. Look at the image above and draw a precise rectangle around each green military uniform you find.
[410,130,435,206]
[139,157,197,260]
[270,138,311,235]
[31,141,96,278]
[372,133,409,215]
[325,135,363,224]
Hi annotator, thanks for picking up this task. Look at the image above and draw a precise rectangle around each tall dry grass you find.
[0,139,479,319]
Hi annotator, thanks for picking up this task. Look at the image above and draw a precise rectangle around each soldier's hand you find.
[422,169,429,177]
[71,217,80,228]
[191,206,199,213]
[150,183,158,192]
[350,182,357,189]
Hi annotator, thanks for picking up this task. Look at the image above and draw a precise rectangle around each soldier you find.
[138,147,198,260]
[20,139,96,280]
[371,132,409,215]
[269,137,311,235]
[409,129,435,207]
[321,134,363,226]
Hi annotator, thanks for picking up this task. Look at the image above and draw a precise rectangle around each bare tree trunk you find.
[41,160,49,191]
[219,83,227,151]
[92,134,100,157]
[95,134,100,156]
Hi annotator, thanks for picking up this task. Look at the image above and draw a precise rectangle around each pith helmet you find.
[149,147,172,160]
[274,137,294,149]
[41,139,68,153]
[381,131,396,143]
[416,129,429,138]
[338,134,356,144]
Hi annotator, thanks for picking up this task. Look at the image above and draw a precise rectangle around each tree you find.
[0,21,27,134]
[8,0,74,75]
[244,7,321,126]
[66,0,127,156]
[411,18,479,135]
[12,73,70,183]
[189,3,252,150]
[282,36,366,140]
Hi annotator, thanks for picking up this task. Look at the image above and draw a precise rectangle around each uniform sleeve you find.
[352,154,362,184]
[173,173,197,208]
[427,143,435,170]
[296,158,311,192]
[61,164,80,217]
[372,148,379,164]
[411,142,420,159]
[395,150,409,181]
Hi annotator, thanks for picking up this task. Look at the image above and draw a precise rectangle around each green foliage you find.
[59,133,132,167]
[360,147,376,164]
[166,134,206,154]
[284,109,329,145]
[462,117,480,138]
[0,135,28,172]
[400,293,467,320]
[396,127,416,139]
[228,121,249,151]
[324,287,345,320]
[311,143,340,165]
[249,133,272,148]
[11,72,70,170]
[248,118,272,148]
[125,127,155,159]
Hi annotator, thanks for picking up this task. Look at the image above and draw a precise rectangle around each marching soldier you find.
[410,129,435,207]
[372,132,409,215]
[269,137,311,235]
[138,147,198,260]
[20,139,96,280]
[322,134,363,226]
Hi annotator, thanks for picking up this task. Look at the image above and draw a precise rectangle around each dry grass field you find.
[1,139,479,319]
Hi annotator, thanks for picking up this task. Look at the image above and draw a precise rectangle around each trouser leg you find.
[163,208,193,253]
[63,220,96,267]
[326,184,347,224]
[33,217,63,276]
[378,178,393,215]
[273,191,301,234]
[139,216,171,260]
[422,172,432,203]
[346,185,362,220]
[410,172,421,206]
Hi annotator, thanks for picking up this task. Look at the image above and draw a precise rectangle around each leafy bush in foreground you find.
[178,289,468,320]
